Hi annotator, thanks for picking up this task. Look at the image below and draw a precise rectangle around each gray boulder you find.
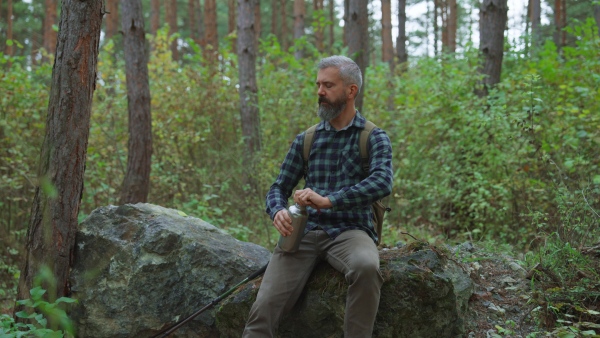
[69,203,270,337]
[216,242,473,338]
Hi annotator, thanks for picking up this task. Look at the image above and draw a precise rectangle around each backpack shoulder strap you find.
[359,120,377,175]
[302,124,319,176]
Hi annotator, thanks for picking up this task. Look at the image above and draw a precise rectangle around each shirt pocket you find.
[338,148,362,180]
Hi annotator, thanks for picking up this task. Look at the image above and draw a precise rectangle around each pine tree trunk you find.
[105,0,119,40]
[328,0,334,53]
[476,0,508,97]
[346,0,368,112]
[531,0,541,48]
[396,0,407,66]
[281,0,288,50]
[255,0,261,47]
[42,0,57,59]
[271,0,278,37]
[595,4,600,36]
[205,0,218,61]
[447,0,457,53]
[188,0,197,42]
[237,0,261,186]
[5,0,12,65]
[433,0,439,56]
[150,0,160,35]
[314,0,324,52]
[343,0,349,47]
[15,0,103,311]
[166,0,178,60]
[119,0,152,205]
[381,0,393,64]
[554,0,566,51]
[228,0,236,51]
[293,0,305,59]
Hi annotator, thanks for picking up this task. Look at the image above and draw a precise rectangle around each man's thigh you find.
[322,229,380,278]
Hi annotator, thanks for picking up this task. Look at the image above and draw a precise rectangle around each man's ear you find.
[347,84,359,99]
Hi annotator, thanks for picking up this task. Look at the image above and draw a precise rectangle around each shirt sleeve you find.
[327,128,393,210]
[265,133,306,220]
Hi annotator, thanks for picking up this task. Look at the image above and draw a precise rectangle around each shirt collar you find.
[317,111,366,132]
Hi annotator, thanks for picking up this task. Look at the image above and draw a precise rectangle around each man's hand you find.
[273,209,293,237]
[293,188,333,210]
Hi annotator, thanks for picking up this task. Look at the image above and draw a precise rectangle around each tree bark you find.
[343,0,349,47]
[595,4,600,37]
[205,0,218,60]
[255,0,261,47]
[105,0,119,40]
[314,0,324,52]
[293,0,305,59]
[531,0,541,48]
[447,0,457,53]
[228,0,236,51]
[381,0,393,64]
[165,0,178,60]
[5,0,12,62]
[237,0,261,186]
[554,0,566,52]
[188,0,198,42]
[396,0,407,66]
[433,0,439,56]
[328,0,334,53]
[281,0,288,50]
[271,0,278,37]
[42,0,57,57]
[150,0,160,35]
[476,0,508,97]
[119,0,152,205]
[15,0,103,309]
[346,0,369,111]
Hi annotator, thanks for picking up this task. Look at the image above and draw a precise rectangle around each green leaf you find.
[34,313,47,328]
[177,210,188,217]
[29,286,46,300]
[593,175,600,184]
[6,40,13,47]
[55,297,77,304]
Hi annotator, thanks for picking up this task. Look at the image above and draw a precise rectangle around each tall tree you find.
[381,0,394,64]
[343,0,349,46]
[228,0,236,50]
[531,0,541,48]
[328,0,335,52]
[188,0,198,43]
[165,0,178,60]
[271,0,278,37]
[150,0,160,35]
[433,0,439,56]
[280,0,289,50]
[396,0,408,66]
[476,0,508,97]
[314,0,324,52]
[237,0,261,185]
[119,0,152,205]
[42,0,57,57]
[446,0,457,53]
[254,0,261,46]
[554,0,566,52]
[293,0,305,59]
[6,0,13,59]
[346,0,369,111]
[105,0,119,40]
[15,0,103,309]
[595,4,600,36]
[205,0,218,60]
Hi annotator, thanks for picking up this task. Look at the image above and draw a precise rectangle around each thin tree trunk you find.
[15,0,103,311]
[441,0,448,52]
[229,0,236,50]
[328,0,334,53]
[166,0,178,60]
[447,0,457,53]
[237,0,261,186]
[554,0,566,51]
[433,0,439,56]
[150,0,160,35]
[343,0,349,47]
[119,0,152,205]
[5,0,12,65]
[347,0,369,111]
[381,0,393,64]
[524,0,531,56]
[281,0,288,50]
[255,0,261,46]
[396,0,407,67]
[314,0,324,52]
[198,0,205,47]
[476,0,508,97]
[595,4,600,37]
[188,0,198,42]
[293,0,305,59]
[42,0,57,58]
[205,0,218,60]
[271,0,278,37]
[531,0,541,49]
[105,0,119,40]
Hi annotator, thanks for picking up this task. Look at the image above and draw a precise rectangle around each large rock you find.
[216,242,473,338]
[69,204,270,337]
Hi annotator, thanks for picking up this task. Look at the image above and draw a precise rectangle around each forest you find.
[1,0,599,336]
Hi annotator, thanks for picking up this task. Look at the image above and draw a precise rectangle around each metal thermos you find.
[277,203,308,253]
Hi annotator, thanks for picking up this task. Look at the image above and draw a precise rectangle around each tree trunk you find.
[42,0,57,58]
[595,4,600,37]
[228,0,236,51]
[271,0,278,37]
[433,0,439,56]
[381,0,393,64]
[15,0,103,310]
[105,0,119,40]
[197,0,205,47]
[554,0,566,52]
[188,0,197,42]
[5,0,12,63]
[396,0,407,66]
[150,0,160,35]
[346,0,368,112]
[205,0,218,60]
[293,0,305,59]
[314,0,324,52]
[119,0,152,205]
[476,0,508,97]
[281,0,288,50]
[531,0,541,48]
[328,0,335,53]
[165,0,178,60]
[343,0,349,47]
[255,0,261,47]
[447,0,457,53]
[237,0,261,186]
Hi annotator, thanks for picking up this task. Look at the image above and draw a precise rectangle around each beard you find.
[317,96,346,121]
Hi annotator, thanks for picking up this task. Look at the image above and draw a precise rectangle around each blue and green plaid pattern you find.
[266,111,393,243]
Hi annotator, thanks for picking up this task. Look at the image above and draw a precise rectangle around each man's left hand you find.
[293,188,333,210]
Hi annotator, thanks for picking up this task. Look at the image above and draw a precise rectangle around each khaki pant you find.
[243,229,383,338]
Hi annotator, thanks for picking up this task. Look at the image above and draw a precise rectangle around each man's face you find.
[316,67,348,121]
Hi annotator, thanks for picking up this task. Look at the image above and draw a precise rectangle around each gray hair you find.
[318,55,362,94]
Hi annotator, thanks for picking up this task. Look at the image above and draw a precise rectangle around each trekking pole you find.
[151,263,268,338]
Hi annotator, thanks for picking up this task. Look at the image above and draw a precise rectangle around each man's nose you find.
[317,85,325,96]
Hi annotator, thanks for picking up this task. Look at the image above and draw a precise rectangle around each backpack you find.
[302,120,390,245]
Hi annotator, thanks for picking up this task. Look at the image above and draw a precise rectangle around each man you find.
[243,55,393,337]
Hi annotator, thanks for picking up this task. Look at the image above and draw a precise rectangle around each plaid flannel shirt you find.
[266,111,393,243]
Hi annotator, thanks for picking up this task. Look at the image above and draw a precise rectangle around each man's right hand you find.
[273,209,293,237]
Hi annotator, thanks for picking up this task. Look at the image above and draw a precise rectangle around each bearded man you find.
[242,55,393,338]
